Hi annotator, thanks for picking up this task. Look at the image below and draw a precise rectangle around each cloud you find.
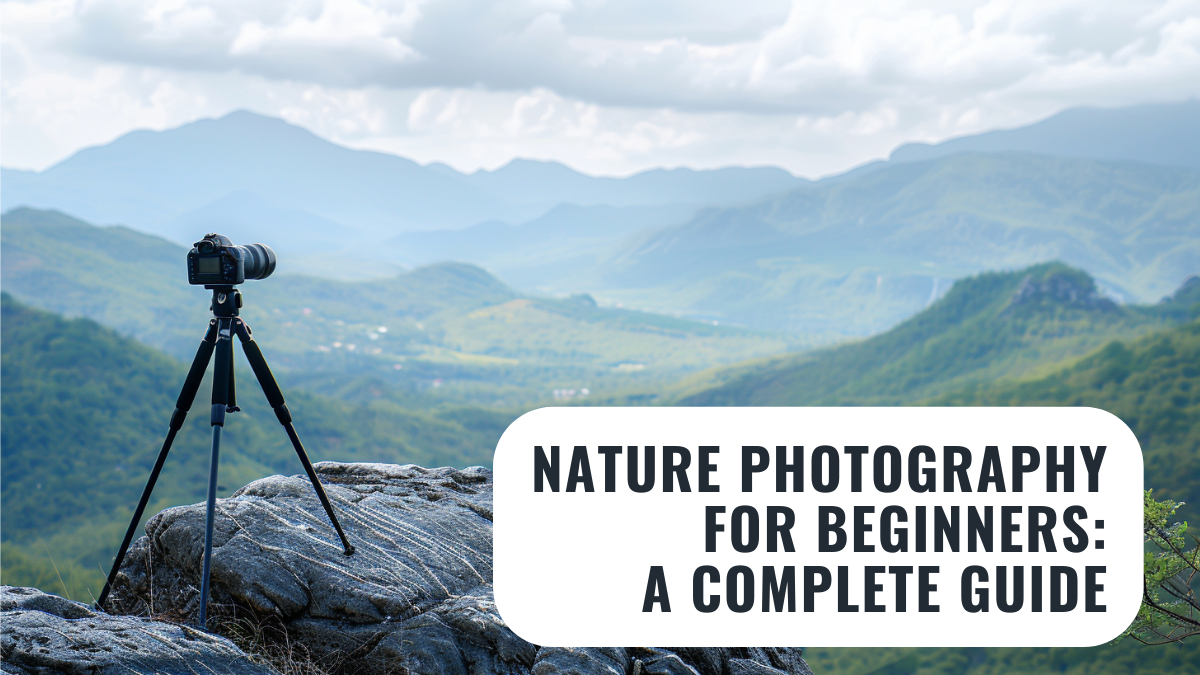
[2,0,1198,175]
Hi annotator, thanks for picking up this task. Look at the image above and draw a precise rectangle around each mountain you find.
[591,152,1200,334]
[464,158,804,207]
[888,99,1200,170]
[0,208,799,407]
[0,111,803,253]
[0,294,511,597]
[674,264,1195,407]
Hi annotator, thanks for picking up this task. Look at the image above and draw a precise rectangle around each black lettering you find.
[1063,505,1089,552]
[865,566,886,612]
[881,505,908,553]
[764,566,796,612]
[767,506,796,552]
[813,446,839,492]
[1001,505,1022,552]
[663,446,691,492]
[944,446,972,492]
[1085,566,1106,612]
[916,506,927,553]
[705,506,726,552]
[1028,506,1057,552]
[628,446,655,492]
[777,446,803,492]
[804,566,831,612]
[598,446,621,492]
[919,566,939,612]
[997,566,1023,613]
[934,506,959,552]
[731,506,760,553]
[909,446,936,492]
[742,446,770,492]
[838,566,859,612]
[819,506,847,552]
[1047,445,1074,492]
[643,566,671,612]
[728,566,755,613]
[854,506,876,552]
[962,566,988,613]
[1051,566,1078,612]
[534,445,559,492]
[978,445,1006,492]
[1082,446,1106,492]
[1032,566,1043,612]
[1013,446,1040,493]
[890,566,913,612]
[694,566,720,613]
[967,506,992,553]
[566,445,594,492]
[699,446,720,492]
[845,446,869,492]
[874,445,902,493]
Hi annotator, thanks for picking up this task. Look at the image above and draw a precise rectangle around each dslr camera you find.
[187,234,276,286]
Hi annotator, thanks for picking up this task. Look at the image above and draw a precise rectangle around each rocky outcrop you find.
[107,462,812,675]
[1009,269,1117,311]
[0,585,278,674]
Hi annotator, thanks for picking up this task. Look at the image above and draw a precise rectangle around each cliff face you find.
[104,462,813,675]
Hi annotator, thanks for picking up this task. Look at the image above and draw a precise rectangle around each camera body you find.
[187,234,276,286]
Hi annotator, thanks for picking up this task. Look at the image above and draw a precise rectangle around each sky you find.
[2,0,1199,178]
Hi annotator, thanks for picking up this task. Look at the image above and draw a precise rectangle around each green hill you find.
[1,207,799,408]
[0,294,512,599]
[676,263,1189,407]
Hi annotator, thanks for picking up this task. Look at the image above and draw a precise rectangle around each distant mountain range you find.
[886,100,1200,170]
[0,110,800,258]
[3,100,1197,337]
[594,151,1200,334]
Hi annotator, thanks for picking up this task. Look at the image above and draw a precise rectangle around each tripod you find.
[95,286,355,626]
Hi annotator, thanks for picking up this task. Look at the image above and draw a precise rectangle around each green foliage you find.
[0,293,507,595]
[1121,490,1200,644]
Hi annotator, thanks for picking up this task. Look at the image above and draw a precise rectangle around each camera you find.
[187,234,276,286]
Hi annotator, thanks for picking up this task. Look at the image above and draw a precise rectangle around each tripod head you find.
[207,285,242,318]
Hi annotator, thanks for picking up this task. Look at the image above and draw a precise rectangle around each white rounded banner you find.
[493,407,1143,647]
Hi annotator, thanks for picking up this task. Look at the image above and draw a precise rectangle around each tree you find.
[1125,490,1200,644]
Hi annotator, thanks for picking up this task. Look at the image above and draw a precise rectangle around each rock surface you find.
[107,462,813,675]
[0,585,277,674]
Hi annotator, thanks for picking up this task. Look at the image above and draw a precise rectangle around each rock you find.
[0,585,278,674]
[108,462,812,675]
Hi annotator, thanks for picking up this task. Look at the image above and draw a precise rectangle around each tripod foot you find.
[344,544,356,556]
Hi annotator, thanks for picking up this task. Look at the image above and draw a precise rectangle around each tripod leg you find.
[232,318,355,556]
[96,320,219,612]
[199,319,234,628]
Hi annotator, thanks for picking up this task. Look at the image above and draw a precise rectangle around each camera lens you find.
[239,243,276,280]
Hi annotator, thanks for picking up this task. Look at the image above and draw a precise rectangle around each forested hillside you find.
[0,294,513,598]
[676,264,1190,406]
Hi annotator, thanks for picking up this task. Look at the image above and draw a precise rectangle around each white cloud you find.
[2,0,1198,175]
